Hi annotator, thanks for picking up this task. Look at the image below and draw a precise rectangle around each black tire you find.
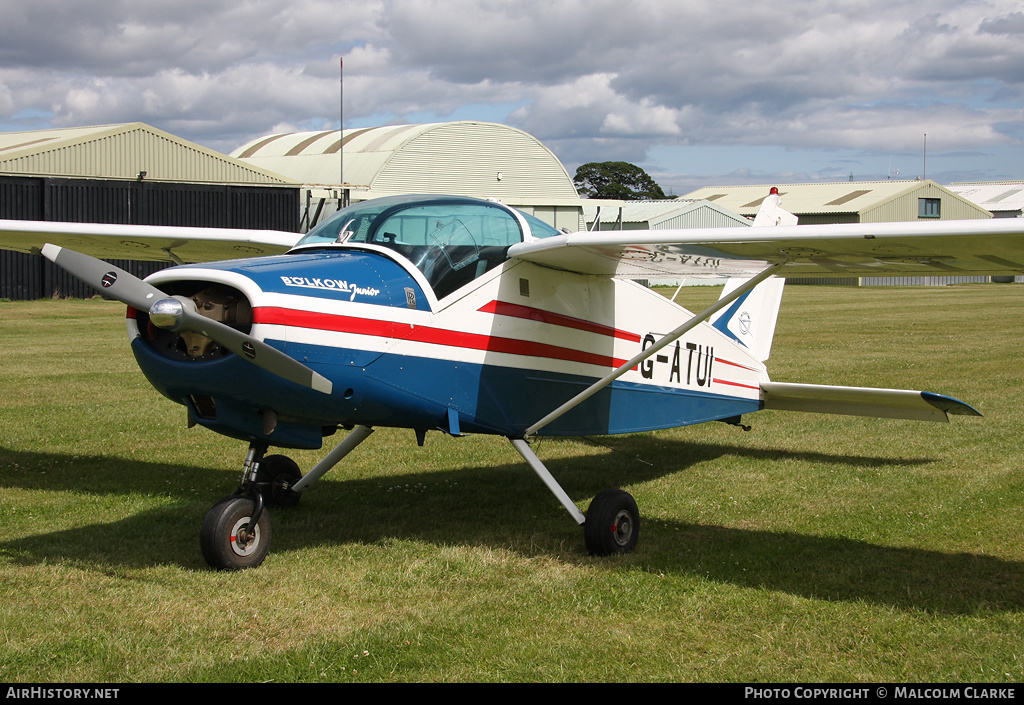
[255,454,302,508]
[584,489,640,556]
[200,495,272,570]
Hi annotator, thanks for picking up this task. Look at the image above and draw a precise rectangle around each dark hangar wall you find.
[0,176,299,300]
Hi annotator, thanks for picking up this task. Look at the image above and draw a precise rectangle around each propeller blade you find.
[42,243,333,395]
[41,243,166,311]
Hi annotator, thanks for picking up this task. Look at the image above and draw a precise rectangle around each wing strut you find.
[290,425,375,493]
[523,261,788,438]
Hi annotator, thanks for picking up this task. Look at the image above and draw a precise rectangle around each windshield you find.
[518,211,561,238]
[295,195,531,299]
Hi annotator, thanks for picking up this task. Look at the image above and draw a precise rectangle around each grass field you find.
[0,284,1022,683]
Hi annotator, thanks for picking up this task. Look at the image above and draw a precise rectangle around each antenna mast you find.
[923,133,927,181]
[337,57,351,208]
[344,55,348,195]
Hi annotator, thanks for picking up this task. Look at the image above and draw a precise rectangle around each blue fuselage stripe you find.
[133,336,761,446]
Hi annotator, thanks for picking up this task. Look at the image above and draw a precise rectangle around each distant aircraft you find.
[1,191,1021,569]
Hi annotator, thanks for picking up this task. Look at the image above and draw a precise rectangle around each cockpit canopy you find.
[292,195,560,299]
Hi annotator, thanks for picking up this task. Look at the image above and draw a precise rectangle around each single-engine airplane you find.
[2,190,1023,570]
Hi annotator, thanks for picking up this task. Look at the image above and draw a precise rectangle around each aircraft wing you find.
[0,219,299,263]
[509,218,1024,278]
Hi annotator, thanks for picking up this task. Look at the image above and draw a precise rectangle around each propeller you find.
[42,244,333,395]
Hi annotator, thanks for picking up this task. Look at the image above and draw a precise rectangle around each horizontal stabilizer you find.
[760,381,981,422]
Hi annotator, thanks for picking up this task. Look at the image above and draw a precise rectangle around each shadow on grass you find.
[1,439,1020,615]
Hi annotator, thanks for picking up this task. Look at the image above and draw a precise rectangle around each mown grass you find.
[0,285,1022,682]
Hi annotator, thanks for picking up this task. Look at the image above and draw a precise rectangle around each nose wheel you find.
[201,443,284,571]
[200,495,272,570]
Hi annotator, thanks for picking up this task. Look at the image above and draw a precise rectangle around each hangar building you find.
[0,120,590,299]
[231,121,585,232]
[584,198,750,231]
[678,180,1015,285]
[946,182,1024,219]
[0,122,300,299]
[680,180,991,225]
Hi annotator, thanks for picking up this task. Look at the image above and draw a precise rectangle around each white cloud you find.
[0,0,1020,182]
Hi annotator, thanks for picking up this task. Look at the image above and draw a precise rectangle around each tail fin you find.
[752,187,798,227]
[710,275,785,362]
[711,188,794,361]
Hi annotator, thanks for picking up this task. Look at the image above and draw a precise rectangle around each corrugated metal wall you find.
[517,204,584,232]
[790,275,1022,286]
[860,275,991,286]
[0,176,298,300]
[0,250,163,301]
[654,205,749,230]
[863,182,988,222]
[793,213,860,225]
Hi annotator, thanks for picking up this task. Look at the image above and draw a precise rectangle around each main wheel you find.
[584,489,640,556]
[200,495,272,570]
[255,454,302,507]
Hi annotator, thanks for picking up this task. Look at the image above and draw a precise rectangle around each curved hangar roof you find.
[231,121,580,206]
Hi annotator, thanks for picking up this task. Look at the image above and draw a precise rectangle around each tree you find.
[573,161,667,200]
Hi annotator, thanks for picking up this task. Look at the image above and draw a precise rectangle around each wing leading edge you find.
[509,218,1024,279]
[0,219,298,263]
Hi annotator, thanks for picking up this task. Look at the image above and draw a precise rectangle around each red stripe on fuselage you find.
[713,378,760,391]
[252,306,629,369]
[712,357,761,391]
[478,300,641,343]
[255,307,392,337]
[714,356,759,372]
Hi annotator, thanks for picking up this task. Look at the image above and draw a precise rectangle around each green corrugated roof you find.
[680,181,950,215]
[0,123,298,185]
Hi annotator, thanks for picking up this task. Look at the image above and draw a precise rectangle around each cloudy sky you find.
[1,0,1022,194]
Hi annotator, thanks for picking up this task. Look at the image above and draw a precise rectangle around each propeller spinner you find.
[41,244,333,395]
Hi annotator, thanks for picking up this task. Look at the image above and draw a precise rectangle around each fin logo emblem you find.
[738,311,752,337]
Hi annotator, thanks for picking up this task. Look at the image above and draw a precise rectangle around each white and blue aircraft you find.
[2,191,1022,569]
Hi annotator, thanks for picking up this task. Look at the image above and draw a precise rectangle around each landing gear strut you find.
[510,438,641,557]
[200,427,376,570]
[200,443,279,571]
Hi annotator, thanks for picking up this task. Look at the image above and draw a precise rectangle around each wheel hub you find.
[611,510,633,547]
[230,517,260,556]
